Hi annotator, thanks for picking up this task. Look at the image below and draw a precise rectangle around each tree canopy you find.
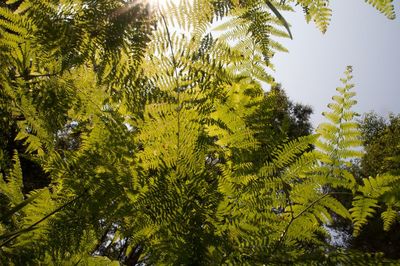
[360,112,400,177]
[0,0,399,265]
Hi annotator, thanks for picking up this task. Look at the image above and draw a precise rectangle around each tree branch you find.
[0,189,88,248]
[270,191,352,256]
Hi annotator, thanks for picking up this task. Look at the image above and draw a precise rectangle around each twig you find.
[270,191,352,256]
[0,189,88,248]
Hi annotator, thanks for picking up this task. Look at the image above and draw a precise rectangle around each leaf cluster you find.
[1,0,399,265]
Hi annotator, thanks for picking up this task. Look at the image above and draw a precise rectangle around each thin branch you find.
[14,71,62,80]
[160,12,182,161]
[0,189,88,248]
[270,191,352,256]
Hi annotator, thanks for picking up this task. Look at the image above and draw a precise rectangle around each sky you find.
[272,0,400,127]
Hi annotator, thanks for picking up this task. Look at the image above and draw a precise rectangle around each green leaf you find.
[265,0,293,39]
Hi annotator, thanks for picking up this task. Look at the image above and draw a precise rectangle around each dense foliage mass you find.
[0,0,399,264]
[342,112,400,258]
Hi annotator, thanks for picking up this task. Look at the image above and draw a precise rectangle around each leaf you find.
[0,192,41,223]
[350,196,379,236]
[364,0,396,19]
[265,0,293,39]
[381,206,398,231]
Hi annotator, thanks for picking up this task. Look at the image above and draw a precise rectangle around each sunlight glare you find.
[146,0,182,9]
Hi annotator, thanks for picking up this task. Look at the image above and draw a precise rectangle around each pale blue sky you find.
[272,0,400,127]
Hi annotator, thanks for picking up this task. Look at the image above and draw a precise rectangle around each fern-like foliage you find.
[294,0,332,33]
[350,175,400,236]
[0,151,23,205]
[0,1,149,263]
[1,0,399,264]
[314,66,400,243]
[290,0,395,33]
[314,66,363,190]
[363,0,396,19]
[213,0,292,84]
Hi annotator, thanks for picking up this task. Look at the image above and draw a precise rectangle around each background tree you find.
[247,84,313,167]
[344,112,400,259]
[360,112,400,177]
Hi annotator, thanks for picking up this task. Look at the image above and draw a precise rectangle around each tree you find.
[345,112,400,258]
[1,0,153,263]
[247,84,313,167]
[360,112,400,177]
[1,0,399,265]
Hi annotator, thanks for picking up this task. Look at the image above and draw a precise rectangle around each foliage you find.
[293,0,396,33]
[359,113,400,235]
[343,112,400,258]
[360,112,400,177]
[314,66,362,190]
[357,112,400,236]
[246,84,313,167]
[0,0,399,265]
